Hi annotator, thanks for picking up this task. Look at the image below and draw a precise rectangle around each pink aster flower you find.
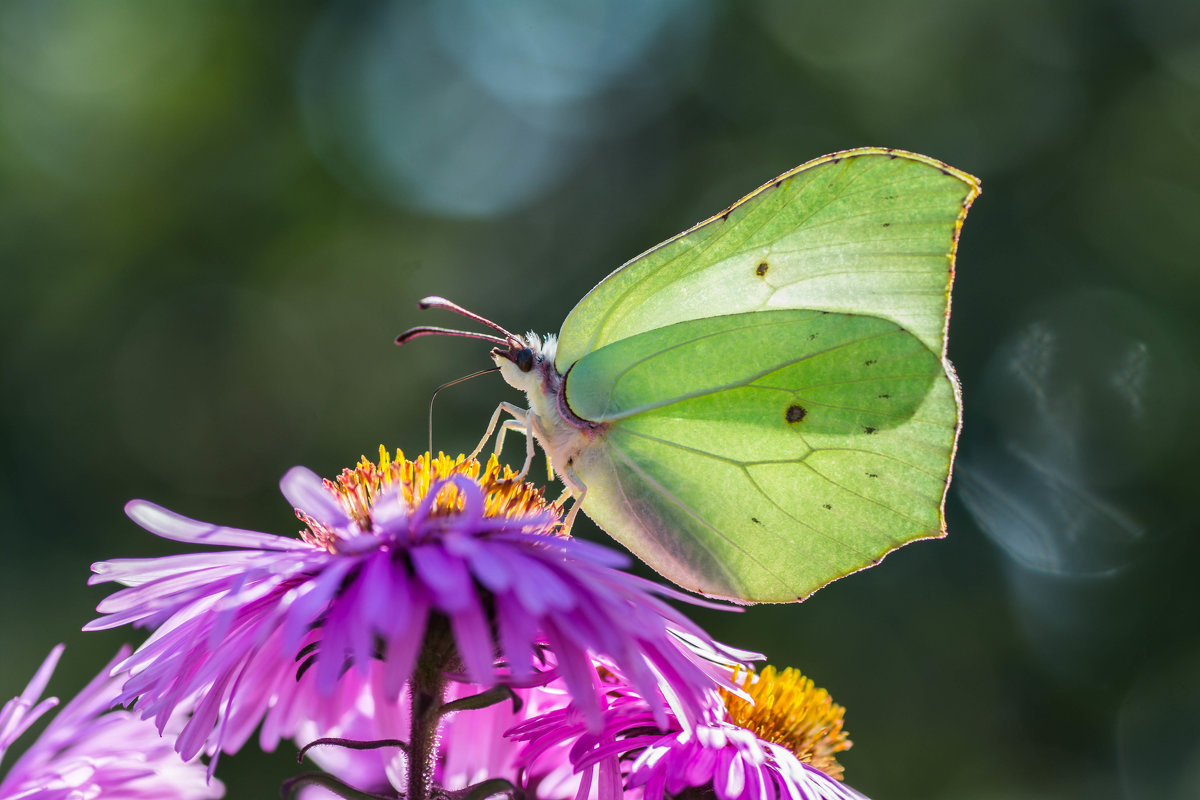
[87,449,730,761]
[0,645,221,800]
[511,664,865,800]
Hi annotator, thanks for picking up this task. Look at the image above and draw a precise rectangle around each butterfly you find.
[398,148,980,603]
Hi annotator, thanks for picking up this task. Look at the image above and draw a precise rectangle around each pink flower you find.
[0,645,221,800]
[88,450,729,760]
[510,665,864,800]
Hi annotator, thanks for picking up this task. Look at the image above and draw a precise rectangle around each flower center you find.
[721,665,852,780]
[298,447,558,550]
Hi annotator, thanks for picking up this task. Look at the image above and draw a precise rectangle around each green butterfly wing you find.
[555,148,979,369]
[565,309,958,602]
[553,148,978,602]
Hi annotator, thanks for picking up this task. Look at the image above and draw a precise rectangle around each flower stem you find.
[409,624,452,800]
[408,678,446,800]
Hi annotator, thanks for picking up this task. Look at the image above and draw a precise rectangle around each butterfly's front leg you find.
[470,402,529,462]
[493,418,528,461]
[473,402,547,483]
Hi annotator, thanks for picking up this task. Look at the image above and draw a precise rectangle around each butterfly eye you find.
[516,348,535,372]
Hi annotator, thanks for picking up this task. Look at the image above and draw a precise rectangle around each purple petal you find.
[717,748,746,800]
[280,558,354,653]
[358,552,409,636]
[543,623,600,729]
[279,467,351,529]
[465,541,514,593]
[90,553,245,586]
[382,609,426,699]
[448,593,496,685]
[126,500,309,550]
[495,593,539,681]
[411,544,473,612]
[510,553,576,615]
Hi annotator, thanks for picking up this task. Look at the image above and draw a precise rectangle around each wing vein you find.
[612,429,870,570]
[604,436,792,595]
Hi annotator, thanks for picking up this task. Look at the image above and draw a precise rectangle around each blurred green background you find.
[2,1,1199,798]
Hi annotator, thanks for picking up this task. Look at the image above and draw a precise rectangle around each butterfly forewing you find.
[564,309,959,602]
[555,148,979,371]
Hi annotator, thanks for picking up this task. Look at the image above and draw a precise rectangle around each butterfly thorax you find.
[492,333,605,477]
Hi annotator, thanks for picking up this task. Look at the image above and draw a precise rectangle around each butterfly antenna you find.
[428,367,501,456]
[417,296,523,345]
[396,326,509,347]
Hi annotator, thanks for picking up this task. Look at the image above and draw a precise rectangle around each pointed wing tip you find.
[822,146,982,191]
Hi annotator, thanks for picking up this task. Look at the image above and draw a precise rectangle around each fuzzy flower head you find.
[0,645,221,800]
[511,663,863,800]
[89,449,729,760]
[298,449,554,553]
[719,665,852,782]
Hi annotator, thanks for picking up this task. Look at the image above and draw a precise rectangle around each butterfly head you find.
[491,332,558,394]
[395,296,563,398]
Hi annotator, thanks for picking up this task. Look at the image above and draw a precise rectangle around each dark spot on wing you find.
[756,262,769,277]
[785,404,807,424]
[863,426,877,435]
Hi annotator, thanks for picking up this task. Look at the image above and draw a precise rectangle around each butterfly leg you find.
[469,402,529,461]
[553,464,588,535]
[513,412,544,481]
[499,418,554,482]
[470,402,545,483]
[493,418,528,461]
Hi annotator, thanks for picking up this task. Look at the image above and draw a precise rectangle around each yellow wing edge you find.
[779,147,978,602]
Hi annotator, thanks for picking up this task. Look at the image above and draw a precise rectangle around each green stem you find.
[455,778,519,800]
[408,679,445,800]
[408,624,452,800]
[437,685,522,719]
[280,772,396,800]
[297,737,408,764]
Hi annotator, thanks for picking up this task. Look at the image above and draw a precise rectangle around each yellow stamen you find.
[298,447,558,550]
[722,665,853,780]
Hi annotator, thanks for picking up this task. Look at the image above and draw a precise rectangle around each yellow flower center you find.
[721,665,853,781]
[298,447,558,551]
